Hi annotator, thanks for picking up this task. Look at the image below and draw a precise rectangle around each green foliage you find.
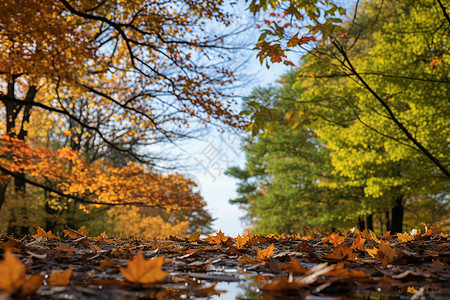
[232,0,450,234]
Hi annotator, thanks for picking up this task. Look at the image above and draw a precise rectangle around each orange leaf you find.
[235,234,248,248]
[47,268,72,286]
[21,274,43,295]
[32,226,58,241]
[257,244,274,261]
[351,234,366,251]
[120,252,168,284]
[322,232,345,247]
[204,230,229,245]
[322,244,358,262]
[397,232,415,243]
[0,250,26,291]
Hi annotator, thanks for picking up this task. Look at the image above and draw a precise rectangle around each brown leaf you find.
[282,257,308,274]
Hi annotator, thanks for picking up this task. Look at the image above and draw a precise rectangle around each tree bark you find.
[358,217,365,231]
[366,214,374,231]
[391,195,404,234]
[385,210,391,232]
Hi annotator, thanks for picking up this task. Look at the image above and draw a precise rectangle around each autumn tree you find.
[0,0,247,234]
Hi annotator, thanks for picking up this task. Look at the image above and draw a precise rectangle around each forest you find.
[0,0,449,298]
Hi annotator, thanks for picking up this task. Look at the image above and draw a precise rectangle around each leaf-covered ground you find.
[0,226,449,299]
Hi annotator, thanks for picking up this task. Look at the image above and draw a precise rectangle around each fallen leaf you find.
[47,268,72,286]
[352,234,366,251]
[63,226,86,239]
[366,240,395,268]
[120,252,168,284]
[322,243,358,261]
[204,230,229,245]
[56,244,73,258]
[397,232,415,243]
[21,274,43,295]
[32,227,58,241]
[257,244,274,261]
[322,232,345,247]
[235,234,248,248]
[282,257,308,274]
[0,250,26,291]
[187,230,200,242]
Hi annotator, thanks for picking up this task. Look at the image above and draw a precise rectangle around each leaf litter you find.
[0,225,448,299]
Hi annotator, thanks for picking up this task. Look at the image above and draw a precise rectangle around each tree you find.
[243,0,450,233]
[0,0,245,233]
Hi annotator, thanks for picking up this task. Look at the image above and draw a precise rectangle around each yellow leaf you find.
[48,268,72,286]
[120,252,168,284]
[397,232,415,243]
[0,250,26,291]
[187,230,200,242]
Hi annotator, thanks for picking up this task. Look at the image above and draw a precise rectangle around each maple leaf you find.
[287,33,301,47]
[21,274,43,295]
[397,232,415,243]
[351,234,366,251]
[282,257,308,274]
[120,252,168,284]
[63,226,86,238]
[366,240,395,268]
[235,234,248,248]
[204,230,229,245]
[257,244,274,261]
[322,243,358,262]
[0,250,26,291]
[322,232,345,247]
[32,226,58,241]
[48,268,72,286]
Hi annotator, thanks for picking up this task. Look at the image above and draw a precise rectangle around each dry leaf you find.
[257,244,274,261]
[397,232,415,243]
[187,230,200,242]
[63,226,85,239]
[352,234,366,251]
[322,232,345,247]
[21,274,43,295]
[120,252,168,284]
[366,240,395,268]
[32,227,58,241]
[282,257,308,274]
[0,250,26,291]
[47,268,72,286]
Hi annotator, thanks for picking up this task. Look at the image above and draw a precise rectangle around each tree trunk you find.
[385,211,391,232]
[366,214,373,231]
[358,217,365,231]
[391,195,404,234]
